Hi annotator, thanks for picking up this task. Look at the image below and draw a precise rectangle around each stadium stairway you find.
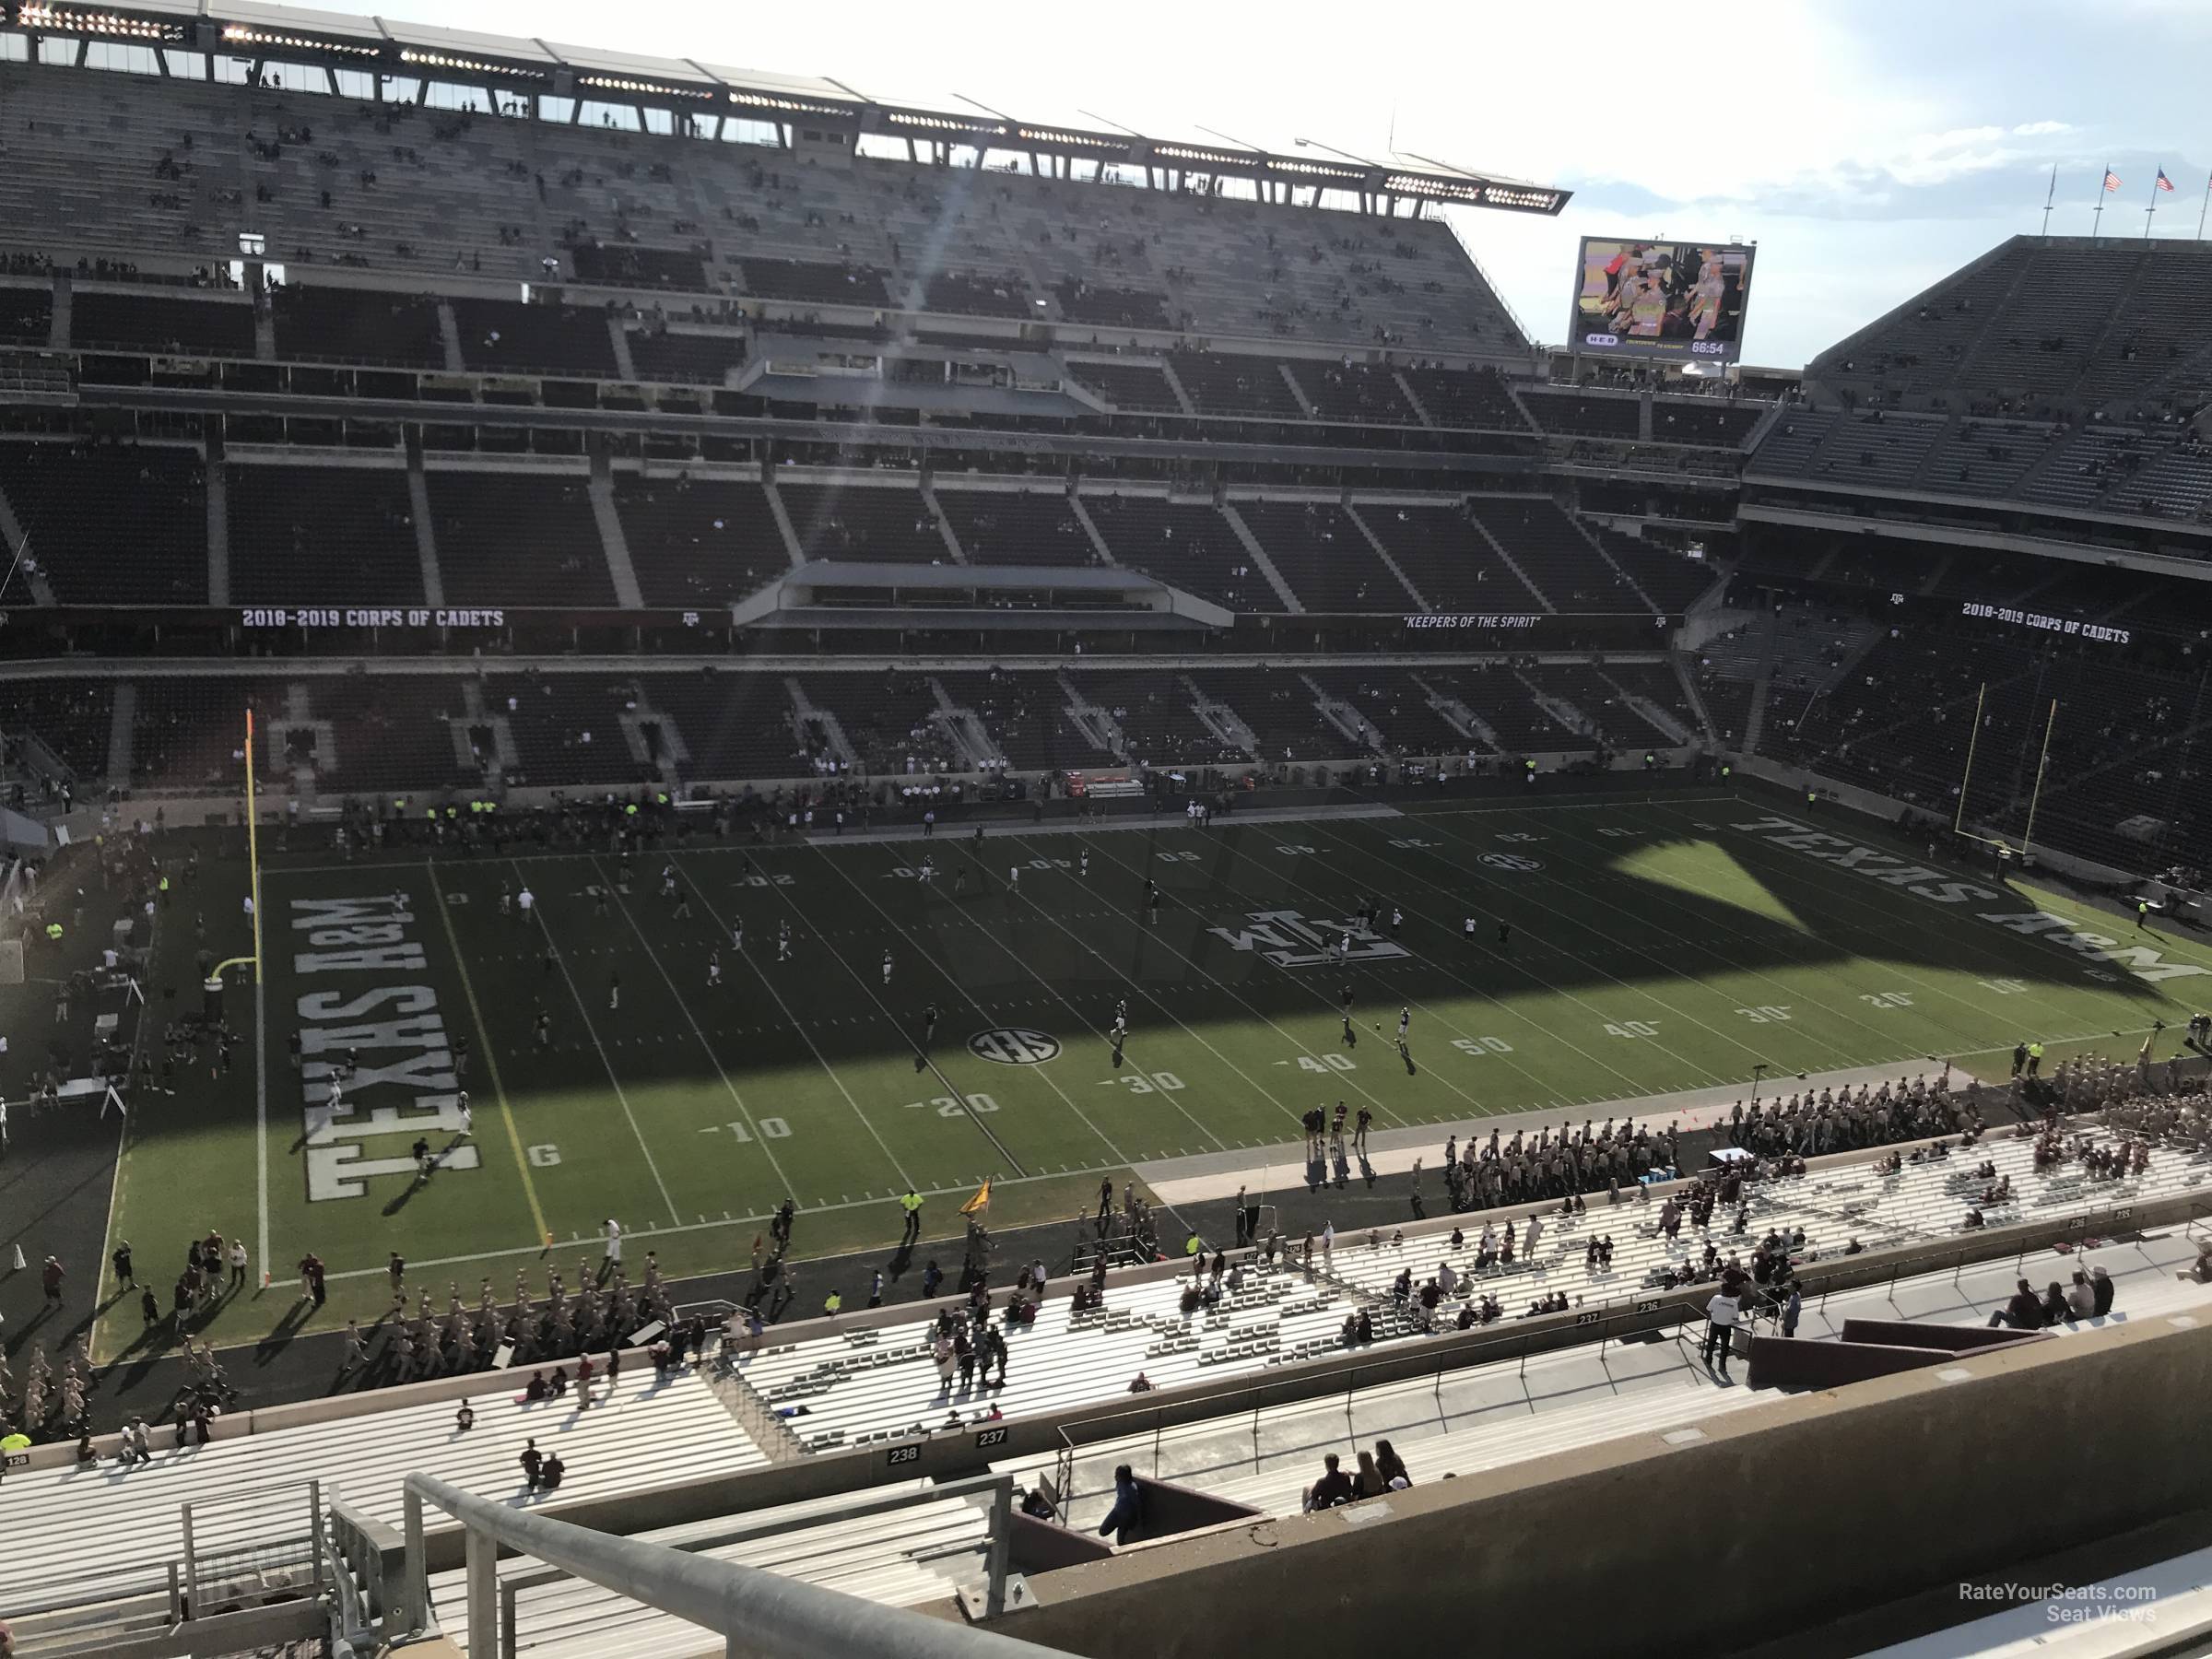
[1343,504,1430,611]
[1219,504,1303,614]
[585,457,647,610]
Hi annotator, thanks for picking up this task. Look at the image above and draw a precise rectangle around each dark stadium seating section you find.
[1518,389,1641,439]
[935,491,1098,569]
[488,674,645,787]
[778,483,948,565]
[934,671,1116,771]
[1083,494,1275,611]
[0,282,53,345]
[613,475,791,606]
[9,679,112,780]
[1351,502,1547,612]
[0,442,207,606]
[427,473,614,606]
[71,289,254,357]
[1065,359,1181,412]
[228,465,423,606]
[1233,500,1415,612]
[737,259,890,307]
[1466,498,1641,612]
[625,329,745,384]
[1281,360,1418,425]
[1052,281,1170,329]
[1399,366,1529,429]
[452,299,616,376]
[1170,351,1305,419]
[273,286,444,369]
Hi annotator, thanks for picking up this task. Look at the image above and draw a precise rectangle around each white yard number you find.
[1387,838,1440,850]
[1297,1054,1358,1073]
[1275,843,1317,855]
[1596,827,1641,839]
[1735,1006,1793,1024]
[1496,832,1540,843]
[1978,978,2028,995]
[1859,992,1914,1009]
[724,1118,793,1141]
[902,1094,1001,1119]
[526,1143,561,1167]
[1605,1021,1661,1039]
[1451,1037,1515,1056]
[1118,1073,1186,1095]
[1156,850,1201,864]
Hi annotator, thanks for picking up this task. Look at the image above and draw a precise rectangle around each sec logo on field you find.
[969,1028,1061,1065]
[1479,853,1545,872]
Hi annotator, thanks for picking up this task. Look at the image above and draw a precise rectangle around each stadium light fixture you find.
[16,2,181,41]
[399,47,545,81]
[220,24,378,56]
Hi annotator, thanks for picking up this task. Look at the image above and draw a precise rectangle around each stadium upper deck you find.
[0,0,1558,360]
[1744,237,2212,540]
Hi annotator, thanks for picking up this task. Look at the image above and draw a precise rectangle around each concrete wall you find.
[980,1312,2212,1659]
[1747,1330,2050,1390]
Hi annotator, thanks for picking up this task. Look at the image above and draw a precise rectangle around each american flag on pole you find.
[2104,169,2124,192]
[2157,169,2175,192]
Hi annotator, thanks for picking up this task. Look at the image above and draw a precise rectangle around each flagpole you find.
[2199,174,2209,241]
[2093,163,2108,240]
[2041,163,2056,235]
[2146,173,2159,240]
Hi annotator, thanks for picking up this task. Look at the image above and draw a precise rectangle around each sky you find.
[355,0,2212,370]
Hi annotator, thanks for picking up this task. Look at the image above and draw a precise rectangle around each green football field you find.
[91,787,2212,1357]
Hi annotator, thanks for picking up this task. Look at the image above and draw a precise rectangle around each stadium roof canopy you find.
[5,0,1569,217]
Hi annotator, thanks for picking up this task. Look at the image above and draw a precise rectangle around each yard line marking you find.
[794,846,1143,1169]
[1024,830,1436,1129]
[428,862,551,1248]
[613,857,921,1188]
[1648,801,2204,1027]
[513,862,684,1226]
[1301,818,1781,1078]
[229,1157,1146,1296]
[1152,823,1636,1104]
[1489,806,2011,1052]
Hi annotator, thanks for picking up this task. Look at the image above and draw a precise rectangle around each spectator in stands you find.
[454,1400,476,1433]
[2038,1282,2069,1325]
[1374,1440,1409,1488]
[1127,1371,1154,1393]
[1353,1450,1387,1498]
[524,1371,548,1402]
[1303,1453,1355,1512]
[1701,1288,1739,1376]
[2061,1274,2097,1327]
[541,1452,565,1493]
[2091,1265,2115,1316]
[1098,1465,1142,1543]
[1988,1278,2043,1331]
[520,1438,543,1492]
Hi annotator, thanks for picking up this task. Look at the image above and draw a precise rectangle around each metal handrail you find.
[403,1473,1054,1658]
[489,1472,1018,1659]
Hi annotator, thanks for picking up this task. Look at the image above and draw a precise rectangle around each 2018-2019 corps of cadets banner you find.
[1571,238,1756,364]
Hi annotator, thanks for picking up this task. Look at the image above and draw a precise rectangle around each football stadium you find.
[4,7,2212,1656]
